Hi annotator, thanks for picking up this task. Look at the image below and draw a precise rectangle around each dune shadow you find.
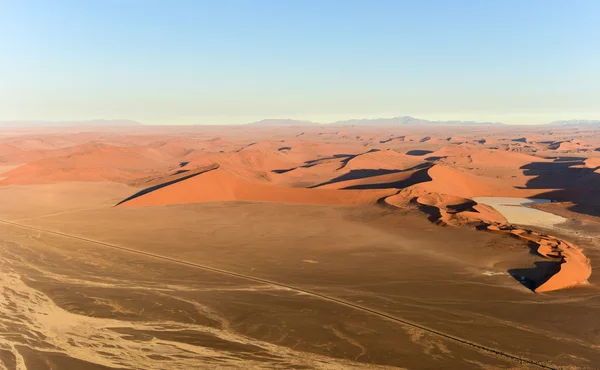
[410,198,443,223]
[116,165,219,206]
[424,156,447,162]
[518,159,600,217]
[551,156,587,162]
[275,150,384,175]
[524,240,546,257]
[336,149,380,170]
[406,150,433,156]
[311,162,431,188]
[302,153,355,165]
[236,142,257,152]
[310,169,402,187]
[445,200,478,213]
[508,261,562,291]
[519,159,592,188]
[380,136,405,144]
[272,168,295,174]
[271,152,364,175]
[342,167,432,190]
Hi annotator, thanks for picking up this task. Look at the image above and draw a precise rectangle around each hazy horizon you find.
[1,114,598,126]
[2,0,598,125]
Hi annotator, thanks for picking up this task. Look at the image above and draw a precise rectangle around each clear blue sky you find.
[2,0,598,125]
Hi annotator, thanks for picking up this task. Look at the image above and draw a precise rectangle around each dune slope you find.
[118,166,395,207]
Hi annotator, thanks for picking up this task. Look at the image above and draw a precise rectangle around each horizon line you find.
[1,116,599,127]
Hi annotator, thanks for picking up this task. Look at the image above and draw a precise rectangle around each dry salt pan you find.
[472,197,566,228]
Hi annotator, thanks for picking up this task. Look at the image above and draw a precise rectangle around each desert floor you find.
[1,124,599,369]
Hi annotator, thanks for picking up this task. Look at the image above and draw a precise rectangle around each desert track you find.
[0,218,557,369]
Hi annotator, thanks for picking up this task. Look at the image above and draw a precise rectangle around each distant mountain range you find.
[248,116,504,126]
[546,120,600,127]
[2,117,598,128]
[0,120,142,127]
[246,119,317,126]
[328,116,505,126]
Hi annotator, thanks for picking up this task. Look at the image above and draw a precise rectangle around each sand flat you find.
[2,201,597,369]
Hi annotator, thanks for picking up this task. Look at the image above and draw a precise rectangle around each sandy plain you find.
[0,124,599,369]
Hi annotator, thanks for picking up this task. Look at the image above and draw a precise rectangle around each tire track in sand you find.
[0,218,557,369]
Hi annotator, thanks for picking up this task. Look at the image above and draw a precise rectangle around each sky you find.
[1,0,598,125]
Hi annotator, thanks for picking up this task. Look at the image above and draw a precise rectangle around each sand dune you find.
[414,193,508,226]
[0,142,76,165]
[118,166,395,207]
[388,188,592,292]
[187,150,296,182]
[547,140,585,151]
[270,158,350,187]
[1,124,598,297]
[0,144,175,184]
[382,160,594,292]
[315,166,431,190]
[431,145,548,169]
[407,164,542,198]
[499,227,591,292]
[342,149,424,171]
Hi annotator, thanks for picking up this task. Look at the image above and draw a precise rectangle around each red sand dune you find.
[414,193,508,226]
[316,167,429,190]
[0,144,175,185]
[534,241,592,293]
[432,145,548,169]
[547,141,583,152]
[0,142,78,165]
[419,136,446,143]
[382,161,593,293]
[187,150,296,182]
[446,136,466,143]
[408,164,543,198]
[387,187,592,292]
[270,159,349,187]
[342,149,424,171]
[118,166,395,207]
[501,227,592,292]
[146,138,207,158]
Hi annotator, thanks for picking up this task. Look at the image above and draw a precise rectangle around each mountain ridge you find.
[546,119,600,126]
[248,116,505,126]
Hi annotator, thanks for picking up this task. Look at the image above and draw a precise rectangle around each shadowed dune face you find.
[116,166,395,207]
[519,159,600,217]
[405,149,433,156]
[1,125,600,368]
[115,164,221,206]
